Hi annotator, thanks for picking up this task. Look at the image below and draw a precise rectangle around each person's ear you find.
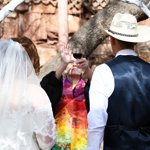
[110,36,116,45]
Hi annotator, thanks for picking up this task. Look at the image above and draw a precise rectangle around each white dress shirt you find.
[87,49,137,150]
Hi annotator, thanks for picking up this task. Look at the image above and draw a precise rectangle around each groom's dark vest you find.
[104,55,150,150]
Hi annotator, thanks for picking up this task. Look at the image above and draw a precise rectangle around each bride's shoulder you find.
[28,84,51,108]
[28,84,46,95]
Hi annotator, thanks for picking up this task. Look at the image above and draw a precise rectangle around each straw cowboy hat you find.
[105,13,150,43]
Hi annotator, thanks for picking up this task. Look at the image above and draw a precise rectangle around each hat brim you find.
[105,25,150,43]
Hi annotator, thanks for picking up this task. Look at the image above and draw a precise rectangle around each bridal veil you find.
[0,39,56,149]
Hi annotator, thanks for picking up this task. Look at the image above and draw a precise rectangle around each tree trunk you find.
[58,0,68,50]
[39,0,149,79]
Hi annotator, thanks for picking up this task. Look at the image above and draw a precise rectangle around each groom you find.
[87,13,150,150]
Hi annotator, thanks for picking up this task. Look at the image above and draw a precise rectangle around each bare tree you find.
[39,0,150,78]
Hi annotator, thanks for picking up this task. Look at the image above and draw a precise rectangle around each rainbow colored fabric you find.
[52,77,88,150]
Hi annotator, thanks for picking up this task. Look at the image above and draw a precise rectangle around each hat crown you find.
[109,13,138,36]
[105,13,150,43]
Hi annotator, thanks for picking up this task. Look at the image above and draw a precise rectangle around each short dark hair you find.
[117,39,136,48]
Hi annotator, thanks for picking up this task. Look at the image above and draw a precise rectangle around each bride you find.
[0,39,56,150]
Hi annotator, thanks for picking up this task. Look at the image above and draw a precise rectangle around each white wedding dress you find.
[0,84,56,150]
[0,39,56,150]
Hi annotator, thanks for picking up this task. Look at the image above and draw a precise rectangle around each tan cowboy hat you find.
[105,13,150,43]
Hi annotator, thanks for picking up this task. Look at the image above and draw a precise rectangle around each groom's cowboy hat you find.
[105,13,150,43]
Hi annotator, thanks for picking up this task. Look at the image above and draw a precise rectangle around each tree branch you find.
[39,0,150,78]
[122,0,150,17]
[147,1,150,8]
[0,0,24,22]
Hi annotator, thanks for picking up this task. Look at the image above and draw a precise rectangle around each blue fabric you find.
[104,55,150,150]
